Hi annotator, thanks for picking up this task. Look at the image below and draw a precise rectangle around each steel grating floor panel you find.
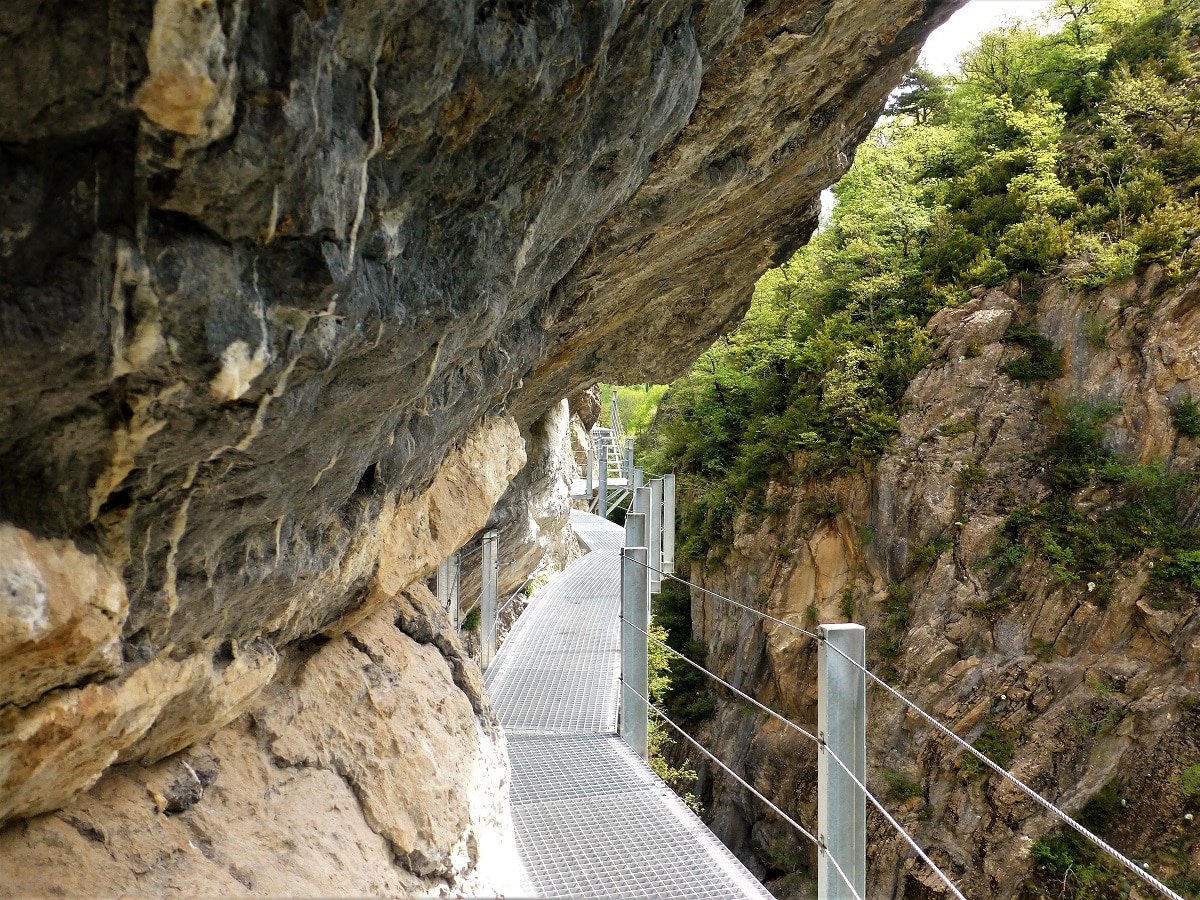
[485,512,771,898]
[508,734,773,899]
[570,509,626,551]
[487,548,621,734]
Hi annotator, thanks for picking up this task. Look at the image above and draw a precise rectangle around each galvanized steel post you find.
[649,477,663,595]
[662,473,676,575]
[620,536,649,761]
[436,558,451,611]
[480,531,499,672]
[450,551,461,628]
[633,466,644,490]
[598,443,608,518]
[818,623,867,899]
[624,438,634,481]
[586,445,594,502]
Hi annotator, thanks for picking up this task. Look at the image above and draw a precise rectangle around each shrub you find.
[1003,322,1066,379]
[882,768,924,802]
[959,459,988,489]
[960,723,1016,777]
[911,535,952,567]
[839,588,855,621]
[1173,394,1200,436]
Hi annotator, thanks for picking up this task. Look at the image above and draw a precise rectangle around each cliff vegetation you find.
[641,1,1200,896]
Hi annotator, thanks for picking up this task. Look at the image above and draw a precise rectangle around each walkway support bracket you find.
[481,531,499,672]
[620,535,649,761]
[818,623,867,899]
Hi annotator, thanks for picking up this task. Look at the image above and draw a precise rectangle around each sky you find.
[920,0,1056,74]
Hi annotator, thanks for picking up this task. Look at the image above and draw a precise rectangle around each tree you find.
[887,67,950,124]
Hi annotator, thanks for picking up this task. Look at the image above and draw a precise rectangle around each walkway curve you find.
[485,510,772,898]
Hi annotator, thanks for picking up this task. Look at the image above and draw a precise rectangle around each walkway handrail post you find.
[632,484,650,526]
[598,443,609,518]
[436,557,451,611]
[624,438,634,481]
[620,540,649,761]
[649,477,663,595]
[818,623,867,899]
[586,445,594,502]
[450,551,461,628]
[633,466,644,490]
[662,473,676,575]
[481,531,499,672]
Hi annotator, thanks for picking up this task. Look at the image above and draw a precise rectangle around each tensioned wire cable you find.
[621,681,864,900]
[626,556,1186,900]
[485,567,538,645]
[623,617,964,898]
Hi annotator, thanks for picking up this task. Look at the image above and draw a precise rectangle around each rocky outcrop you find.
[688,269,1200,897]
[0,587,523,897]
[0,0,962,887]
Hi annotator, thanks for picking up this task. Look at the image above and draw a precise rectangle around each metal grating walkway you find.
[485,511,772,898]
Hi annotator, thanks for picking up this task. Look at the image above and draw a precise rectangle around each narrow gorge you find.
[0,0,962,895]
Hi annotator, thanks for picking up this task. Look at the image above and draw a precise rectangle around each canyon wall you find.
[689,268,1200,897]
[0,0,960,891]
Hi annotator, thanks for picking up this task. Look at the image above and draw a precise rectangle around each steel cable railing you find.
[621,681,864,900]
[627,556,1186,900]
[623,617,962,897]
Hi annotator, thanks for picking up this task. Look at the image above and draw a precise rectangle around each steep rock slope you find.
[688,269,1200,897]
[0,0,959,889]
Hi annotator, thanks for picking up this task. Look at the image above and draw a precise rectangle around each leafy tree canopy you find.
[641,0,1200,563]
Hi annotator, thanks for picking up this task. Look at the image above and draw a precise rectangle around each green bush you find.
[882,768,924,802]
[911,535,953,567]
[1173,394,1200,436]
[959,459,989,489]
[1001,323,1064,384]
[960,723,1016,777]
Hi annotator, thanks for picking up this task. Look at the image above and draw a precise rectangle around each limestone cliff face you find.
[688,269,1200,897]
[0,0,960,889]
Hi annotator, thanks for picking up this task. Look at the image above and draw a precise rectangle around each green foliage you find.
[761,835,805,874]
[802,497,843,519]
[882,768,925,802]
[648,719,700,813]
[1178,763,1200,800]
[1079,779,1124,833]
[652,579,717,725]
[642,0,1200,568]
[960,723,1017,777]
[460,608,480,632]
[1001,322,1065,384]
[601,383,669,438]
[1000,397,1200,602]
[876,583,914,677]
[1173,394,1200,435]
[911,535,953,567]
[959,459,989,489]
[839,587,855,621]
[969,587,1023,620]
